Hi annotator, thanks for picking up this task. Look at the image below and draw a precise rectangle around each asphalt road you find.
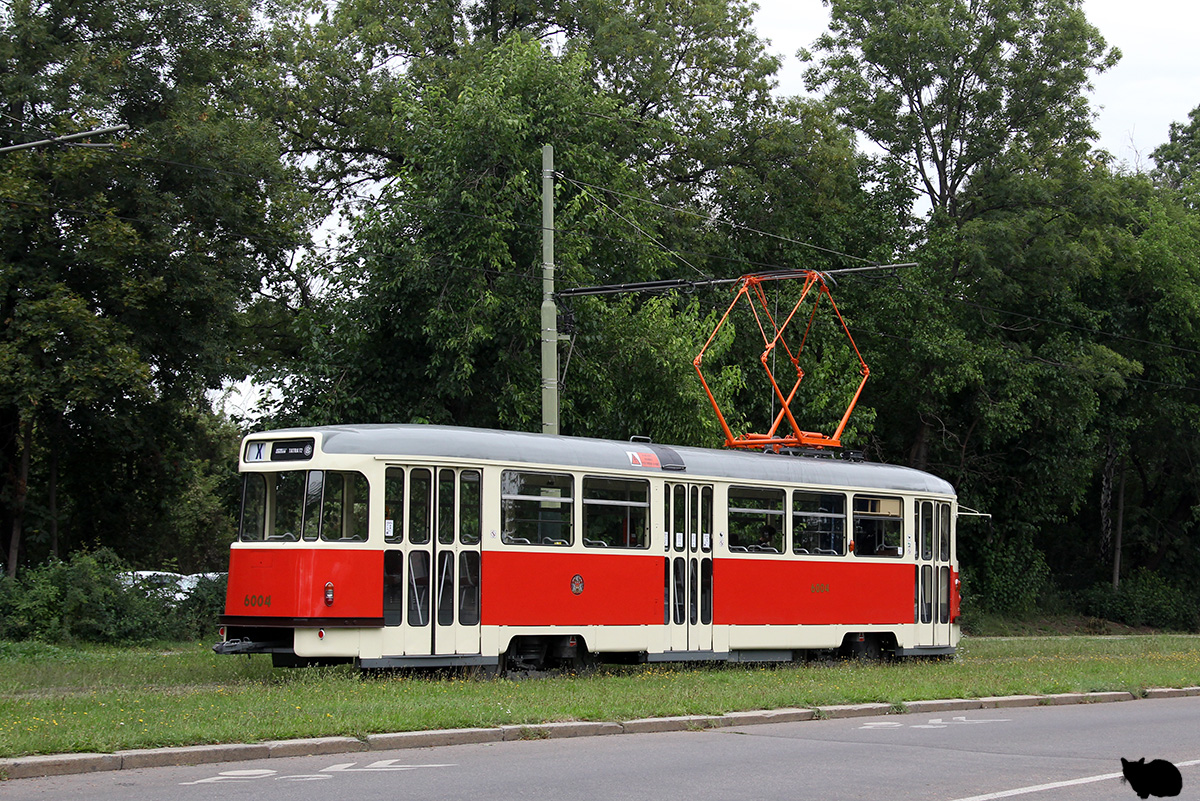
[4,696,1198,801]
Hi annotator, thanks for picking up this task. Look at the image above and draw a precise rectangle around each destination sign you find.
[244,438,315,463]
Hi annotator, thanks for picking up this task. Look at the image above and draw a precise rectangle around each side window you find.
[582,476,650,549]
[920,500,934,560]
[853,495,904,557]
[409,468,432,545]
[460,470,482,545]
[939,503,952,561]
[501,470,573,546]
[792,491,846,556]
[728,486,785,553]
[384,468,404,543]
[700,486,713,552]
[672,484,686,551]
[238,474,268,542]
[320,471,370,542]
[437,468,455,545]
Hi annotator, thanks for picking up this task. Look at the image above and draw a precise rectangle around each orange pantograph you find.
[693,270,869,450]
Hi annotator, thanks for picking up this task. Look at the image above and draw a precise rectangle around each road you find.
[4,696,1197,801]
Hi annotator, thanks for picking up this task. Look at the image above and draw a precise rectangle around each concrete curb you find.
[3,690,1197,781]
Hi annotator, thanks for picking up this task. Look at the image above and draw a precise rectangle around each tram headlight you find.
[324,581,335,607]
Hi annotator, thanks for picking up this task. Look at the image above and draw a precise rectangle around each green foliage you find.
[803,0,1118,215]
[0,0,308,574]
[1152,104,1200,207]
[960,537,1050,617]
[0,550,227,644]
[1080,570,1200,632]
[258,2,872,446]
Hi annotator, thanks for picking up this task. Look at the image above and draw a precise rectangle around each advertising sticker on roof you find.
[628,451,661,468]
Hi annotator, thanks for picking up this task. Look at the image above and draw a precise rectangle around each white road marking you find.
[320,760,456,772]
[860,715,1010,730]
[181,760,455,785]
[950,758,1200,801]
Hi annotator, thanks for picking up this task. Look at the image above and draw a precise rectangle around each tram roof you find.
[253,424,954,497]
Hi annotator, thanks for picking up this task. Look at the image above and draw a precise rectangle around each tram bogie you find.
[215,425,961,671]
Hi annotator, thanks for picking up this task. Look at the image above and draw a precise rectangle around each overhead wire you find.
[5,115,1200,383]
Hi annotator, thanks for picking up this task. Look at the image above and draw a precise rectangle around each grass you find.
[2,634,1200,758]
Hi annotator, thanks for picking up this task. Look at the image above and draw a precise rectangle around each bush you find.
[961,538,1051,617]
[0,550,227,644]
[171,573,228,641]
[1080,568,1200,632]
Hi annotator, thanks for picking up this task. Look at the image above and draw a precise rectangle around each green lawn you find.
[2,634,1199,758]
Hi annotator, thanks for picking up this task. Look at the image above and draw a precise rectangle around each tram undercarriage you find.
[215,626,950,672]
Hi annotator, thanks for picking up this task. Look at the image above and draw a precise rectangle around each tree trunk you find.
[908,416,929,470]
[1112,459,1125,591]
[49,438,59,560]
[6,416,32,579]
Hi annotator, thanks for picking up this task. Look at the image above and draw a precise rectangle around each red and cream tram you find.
[215,424,960,668]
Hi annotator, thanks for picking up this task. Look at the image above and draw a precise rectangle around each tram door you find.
[665,483,713,653]
[915,501,953,647]
[385,466,482,657]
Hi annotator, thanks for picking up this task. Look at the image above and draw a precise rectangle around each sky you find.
[751,0,1200,169]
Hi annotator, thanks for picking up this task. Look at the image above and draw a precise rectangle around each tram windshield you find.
[239,470,370,543]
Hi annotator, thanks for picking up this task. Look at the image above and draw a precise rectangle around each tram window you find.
[302,471,324,541]
[383,550,403,626]
[792,491,846,556]
[501,470,573,546]
[672,484,686,551]
[268,471,305,542]
[320,471,370,542]
[689,558,698,625]
[728,486,785,553]
[700,486,713,553]
[939,565,951,622]
[438,469,455,545]
[690,486,700,551]
[939,503,951,561]
[458,551,480,626]
[410,468,432,545]
[663,558,671,624]
[436,551,455,626]
[239,474,268,542]
[853,495,904,557]
[920,564,933,622]
[408,551,430,627]
[672,557,686,624]
[920,501,934,561]
[460,471,482,545]
[582,476,649,549]
[384,468,404,544]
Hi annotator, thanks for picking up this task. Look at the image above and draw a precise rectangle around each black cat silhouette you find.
[1121,757,1182,798]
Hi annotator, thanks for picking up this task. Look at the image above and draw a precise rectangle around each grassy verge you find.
[2,634,1199,758]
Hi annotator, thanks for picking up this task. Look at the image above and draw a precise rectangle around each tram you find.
[214,424,960,669]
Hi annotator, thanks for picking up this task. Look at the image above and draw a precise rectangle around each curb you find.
[4,688,1200,781]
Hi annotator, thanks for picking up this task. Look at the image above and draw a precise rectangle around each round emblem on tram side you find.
[570,574,585,595]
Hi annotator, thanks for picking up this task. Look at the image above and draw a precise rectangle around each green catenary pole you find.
[540,145,558,435]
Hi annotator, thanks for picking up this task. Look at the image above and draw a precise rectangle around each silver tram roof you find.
[247,424,955,497]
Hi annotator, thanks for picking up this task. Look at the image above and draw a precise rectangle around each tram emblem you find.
[570,574,585,595]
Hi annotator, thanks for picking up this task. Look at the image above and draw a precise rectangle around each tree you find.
[802,0,1118,223]
[0,0,308,574]
[1152,104,1200,207]
[255,0,874,447]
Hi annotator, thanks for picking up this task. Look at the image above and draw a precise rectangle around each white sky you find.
[752,0,1200,170]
